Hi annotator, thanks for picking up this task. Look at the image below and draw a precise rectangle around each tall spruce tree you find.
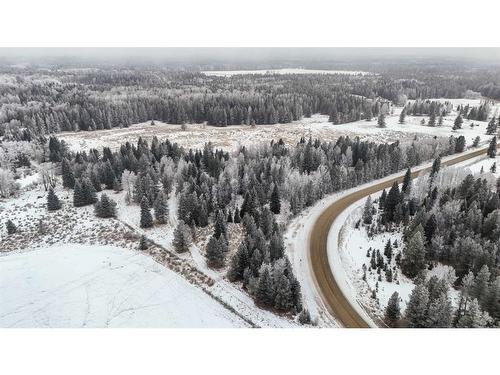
[172,220,191,253]
[94,193,117,218]
[270,185,281,214]
[487,136,497,158]
[47,187,62,211]
[206,235,225,268]
[153,191,169,224]
[401,231,426,278]
[385,292,401,327]
[140,196,153,228]
[61,158,75,189]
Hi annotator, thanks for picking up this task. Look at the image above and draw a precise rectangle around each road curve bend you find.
[309,145,496,328]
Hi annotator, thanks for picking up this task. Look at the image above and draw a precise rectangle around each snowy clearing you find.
[57,98,498,154]
[0,244,249,328]
[201,68,372,76]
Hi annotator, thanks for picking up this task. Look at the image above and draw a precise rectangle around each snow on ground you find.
[285,144,493,327]
[329,152,498,323]
[0,244,249,328]
[58,98,498,154]
[201,68,372,76]
[113,191,298,328]
[1,175,298,327]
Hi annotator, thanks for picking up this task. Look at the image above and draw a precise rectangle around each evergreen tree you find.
[153,191,169,224]
[6,219,17,235]
[172,220,191,253]
[377,113,386,128]
[457,299,490,328]
[401,231,426,278]
[274,274,293,311]
[61,158,75,189]
[486,117,497,135]
[81,178,97,205]
[206,235,225,268]
[487,136,497,158]
[94,193,117,218]
[398,108,406,124]
[270,184,281,214]
[405,284,430,328]
[73,181,86,207]
[256,265,274,307]
[453,115,463,130]
[402,168,412,195]
[384,240,393,260]
[362,195,373,225]
[233,208,241,223]
[213,209,227,240]
[47,187,62,211]
[140,195,153,228]
[385,292,401,327]
[426,292,453,328]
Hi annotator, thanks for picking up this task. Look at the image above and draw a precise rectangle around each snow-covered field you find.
[57,98,498,154]
[201,68,372,76]
[0,244,249,328]
[0,169,298,328]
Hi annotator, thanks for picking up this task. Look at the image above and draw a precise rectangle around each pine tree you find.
[473,136,481,147]
[401,231,426,278]
[206,235,225,268]
[233,208,241,223]
[47,187,62,211]
[140,195,153,228]
[398,108,406,124]
[274,274,293,311]
[453,115,463,130]
[426,292,452,328]
[384,240,393,260]
[153,191,169,224]
[457,299,490,328]
[81,178,97,205]
[405,284,430,328]
[256,265,274,307]
[402,168,412,195]
[377,113,386,128]
[362,195,373,225]
[270,184,281,214]
[61,158,75,189]
[6,219,17,235]
[94,193,117,218]
[73,180,85,207]
[487,136,497,158]
[428,111,436,127]
[486,117,497,135]
[213,209,227,240]
[172,220,191,253]
[385,292,401,327]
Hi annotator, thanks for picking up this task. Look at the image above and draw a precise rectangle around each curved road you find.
[309,145,497,328]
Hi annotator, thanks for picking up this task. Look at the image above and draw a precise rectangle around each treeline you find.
[457,102,492,121]
[3,66,498,141]
[403,100,452,117]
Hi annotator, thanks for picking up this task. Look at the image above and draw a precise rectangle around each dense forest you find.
[363,150,500,327]
[1,60,499,140]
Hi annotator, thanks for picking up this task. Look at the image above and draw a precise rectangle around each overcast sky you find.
[1,48,500,64]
